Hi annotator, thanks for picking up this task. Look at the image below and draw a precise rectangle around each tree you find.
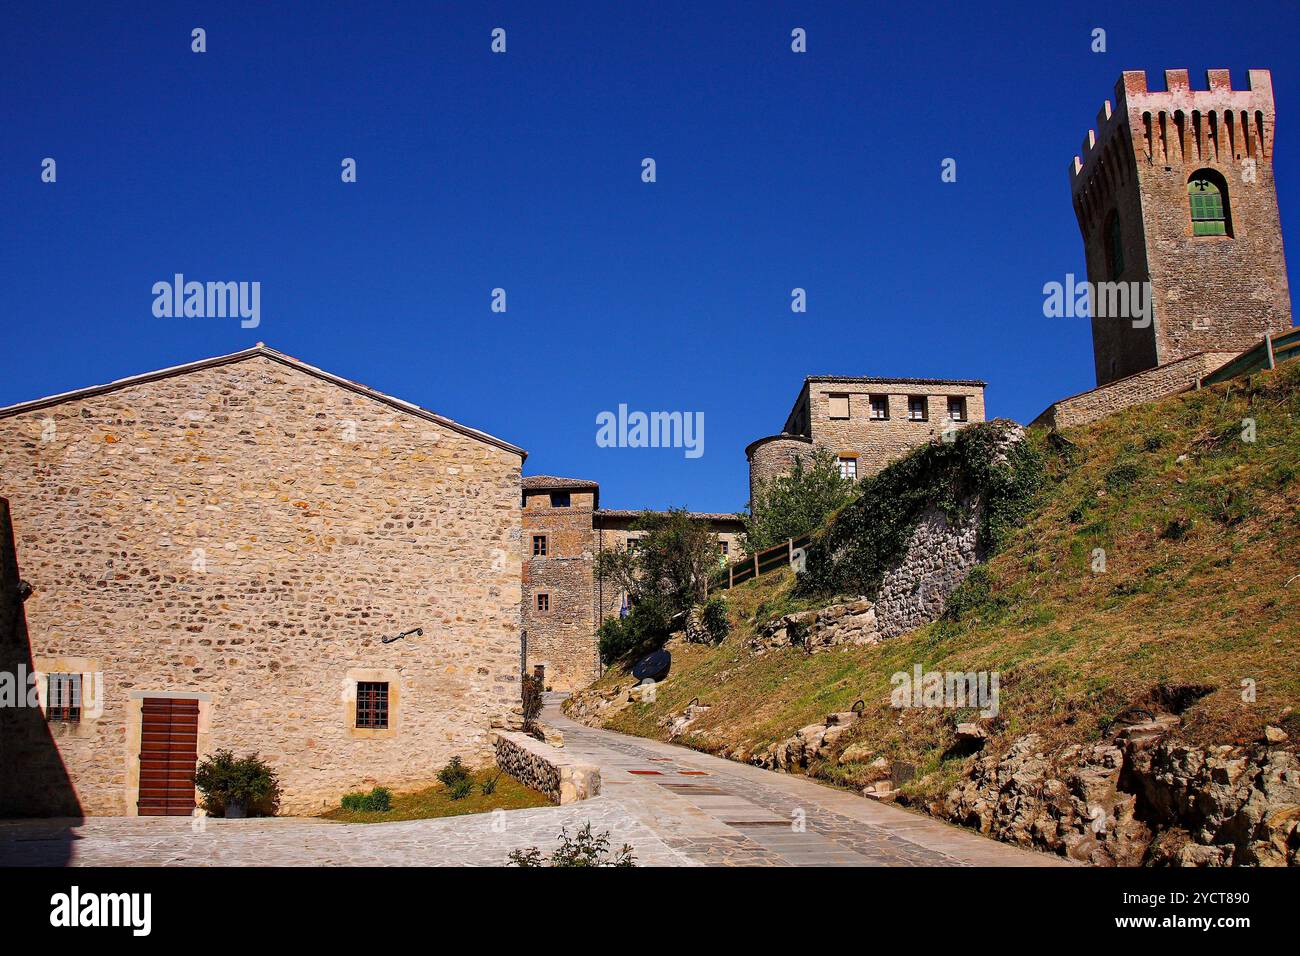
[594,509,730,664]
[742,448,858,553]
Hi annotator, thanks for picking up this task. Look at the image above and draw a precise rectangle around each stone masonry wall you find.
[491,729,600,804]
[1031,351,1239,430]
[0,356,523,815]
[746,435,813,503]
[874,503,982,638]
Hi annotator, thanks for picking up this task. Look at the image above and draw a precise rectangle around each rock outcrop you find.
[751,599,879,653]
[940,725,1300,866]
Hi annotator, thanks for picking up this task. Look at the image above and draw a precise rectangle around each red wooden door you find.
[137,697,199,816]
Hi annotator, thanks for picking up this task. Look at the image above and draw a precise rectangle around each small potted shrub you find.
[194,750,281,818]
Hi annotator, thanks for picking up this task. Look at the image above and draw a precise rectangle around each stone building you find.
[0,345,525,816]
[1037,69,1292,426]
[746,376,987,501]
[521,476,742,692]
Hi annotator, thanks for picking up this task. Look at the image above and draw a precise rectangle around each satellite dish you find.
[632,649,671,682]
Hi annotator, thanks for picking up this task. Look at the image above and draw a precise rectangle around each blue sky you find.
[3,1,1297,513]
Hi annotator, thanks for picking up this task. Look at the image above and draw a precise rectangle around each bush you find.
[1104,461,1142,491]
[742,448,859,553]
[507,823,636,867]
[437,756,471,788]
[700,596,730,642]
[449,778,474,801]
[597,596,673,665]
[194,750,280,817]
[340,786,392,812]
[797,421,1043,600]
[481,774,499,796]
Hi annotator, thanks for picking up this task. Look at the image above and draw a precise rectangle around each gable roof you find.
[0,344,527,458]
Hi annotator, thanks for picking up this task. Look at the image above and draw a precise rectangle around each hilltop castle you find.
[0,70,1291,816]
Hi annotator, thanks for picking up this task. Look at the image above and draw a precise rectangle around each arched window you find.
[1188,170,1231,236]
[1105,212,1124,276]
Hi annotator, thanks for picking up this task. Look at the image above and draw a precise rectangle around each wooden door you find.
[137,697,199,816]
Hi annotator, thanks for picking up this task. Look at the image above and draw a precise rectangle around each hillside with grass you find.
[567,359,1300,864]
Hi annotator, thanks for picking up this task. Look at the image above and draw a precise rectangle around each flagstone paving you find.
[0,698,1067,867]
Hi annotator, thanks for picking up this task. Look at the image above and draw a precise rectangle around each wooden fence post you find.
[1266,331,1276,370]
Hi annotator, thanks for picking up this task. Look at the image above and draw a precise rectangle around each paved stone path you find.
[0,700,1066,867]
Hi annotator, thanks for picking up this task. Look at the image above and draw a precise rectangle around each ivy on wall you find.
[795,421,1043,600]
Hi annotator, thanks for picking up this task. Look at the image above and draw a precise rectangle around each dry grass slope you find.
[581,360,1300,805]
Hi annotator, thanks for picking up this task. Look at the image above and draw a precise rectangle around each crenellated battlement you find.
[1069,70,1277,239]
[1070,69,1275,189]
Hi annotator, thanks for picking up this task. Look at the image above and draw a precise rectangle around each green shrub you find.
[437,756,470,788]
[742,448,858,553]
[507,823,635,867]
[340,786,392,812]
[449,778,474,801]
[480,774,499,796]
[1104,461,1142,491]
[194,750,280,817]
[700,596,730,642]
[797,421,1043,600]
[597,597,673,665]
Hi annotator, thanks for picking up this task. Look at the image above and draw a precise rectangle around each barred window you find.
[1188,171,1230,237]
[536,593,550,612]
[355,681,389,729]
[532,535,547,557]
[46,673,82,722]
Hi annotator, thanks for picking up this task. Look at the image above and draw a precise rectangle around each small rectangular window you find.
[719,540,729,556]
[838,457,858,480]
[355,681,389,729]
[536,593,550,612]
[947,397,967,422]
[870,395,889,420]
[549,491,571,508]
[46,673,82,723]
[532,535,547,557]
[908,396,928,421]
[827,393,850,420]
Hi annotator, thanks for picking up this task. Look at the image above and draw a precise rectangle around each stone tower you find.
[1070,69,1292,386]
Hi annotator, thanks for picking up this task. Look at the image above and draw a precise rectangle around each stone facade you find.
[0,347,525,816]
[521,479,600,695]
[521,476,742,693]
[1070,69,1292,386]
[1031,351,1239,430]
[747,376,986,501]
